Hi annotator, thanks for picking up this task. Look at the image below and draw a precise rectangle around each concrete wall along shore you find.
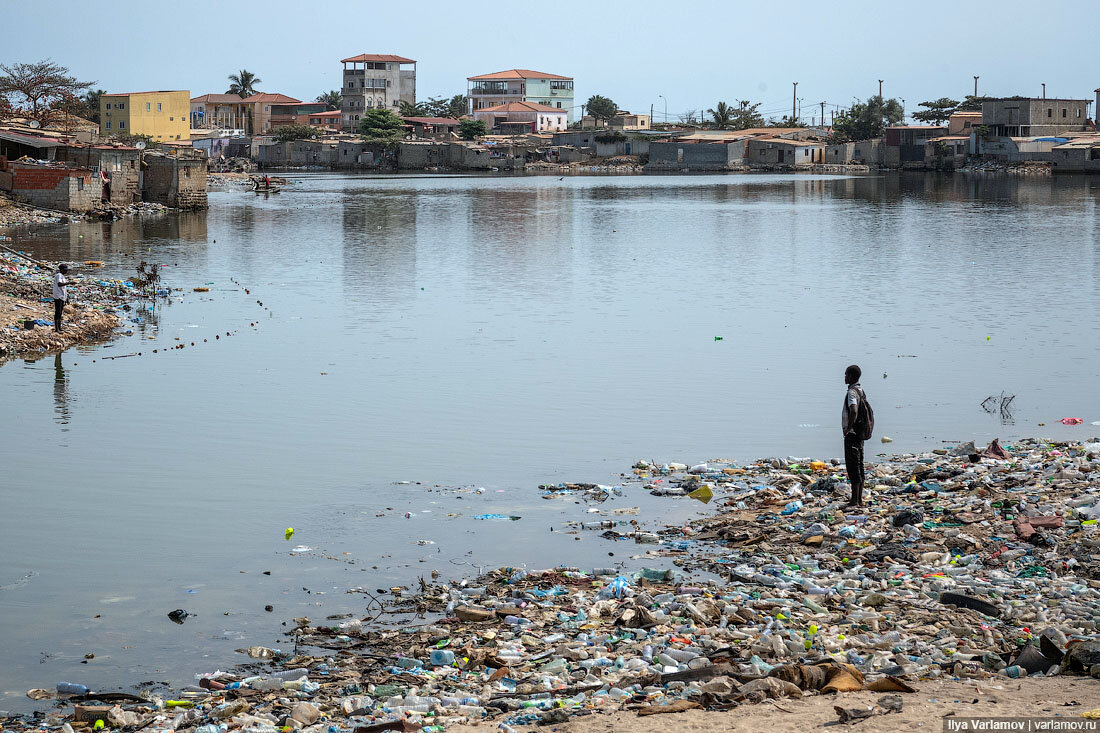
[142,153,207,209]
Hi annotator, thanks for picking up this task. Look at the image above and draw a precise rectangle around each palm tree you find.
[315,90,342,111]
[398,100,427,118]
[226,70,261,98]
[707,101,732,129]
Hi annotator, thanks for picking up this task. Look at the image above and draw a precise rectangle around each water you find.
[2,171,1099,707]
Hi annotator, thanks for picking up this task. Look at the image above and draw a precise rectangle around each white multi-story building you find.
[340,54,416,131]
[467,69,574,124]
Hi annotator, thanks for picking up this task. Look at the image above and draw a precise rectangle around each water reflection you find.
[53,352,70,427]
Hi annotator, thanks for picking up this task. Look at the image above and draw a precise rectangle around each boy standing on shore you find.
[52,264,69,332]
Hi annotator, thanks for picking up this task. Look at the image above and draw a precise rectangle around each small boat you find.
[252,182,282,194]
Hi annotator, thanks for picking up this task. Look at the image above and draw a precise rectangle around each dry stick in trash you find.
[0,242,52,269]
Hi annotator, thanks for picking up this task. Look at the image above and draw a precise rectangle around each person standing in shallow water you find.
[842,364,867,506]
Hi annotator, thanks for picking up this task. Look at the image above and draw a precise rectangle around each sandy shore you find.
[461,677,1099,731]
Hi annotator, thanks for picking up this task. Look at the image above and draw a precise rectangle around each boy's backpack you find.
[855,388,875,441]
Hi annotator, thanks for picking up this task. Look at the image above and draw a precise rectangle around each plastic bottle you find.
[57,682,89,695]
[270,668,308,680]
[430,649,455,666]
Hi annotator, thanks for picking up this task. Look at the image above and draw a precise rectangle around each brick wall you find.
[12,166,101,212]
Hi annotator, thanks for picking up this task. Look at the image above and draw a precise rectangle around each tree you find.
[730,101,765,130]
[0,60,94,126]
[459,119,486,139]
[707,101,733,129]
[830,95,904,142]
[912,97,960,125]
[956,95,991,112]
[585,94,617,123]
[768,115,806,128]
[398,100,429,118]
[226,69,261,97]
[359,108,405,142]
[273,124,319,143]
[445,94,467,119]
[417,94,468,119]
[315,90,341,111]
[678,109,699,126]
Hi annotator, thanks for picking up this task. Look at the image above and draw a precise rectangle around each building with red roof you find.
[472,101,568,134]
[340,53,417,131]
[467,69,574,124]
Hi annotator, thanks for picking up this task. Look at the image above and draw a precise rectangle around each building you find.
[269,102,327,129]
[825,139,883,166]
[981,97,1090,137]
[340,53,417,131]
[924,136,970,169]
[243,93,304,134]
[7,160,100,212]
[467,69,574,123]
[473,101,568,133]
[308,110,342,130]
[948,111,983,136]
[55,144,142,204]
[1051,137,1100,172]
[402,117,460,139]
[142,151,207,209]
[580,111,650,130]
[100,91,190,141]
[884,126,947,166]
[746,138,824,166]
[190,94,249,131]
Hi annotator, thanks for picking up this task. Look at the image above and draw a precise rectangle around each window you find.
[1078,108,1083,118]
[265,106,270,111]
[118,102,125,110]
[130,160,135,169]
[1063,108,1067,118]
[1047,108,1052,118]
[147,102,151,111]
[556,102,561,108]
[157,103,162,111]
[105,121,111,129]
[119,121,126,129]
[169,117,173,121]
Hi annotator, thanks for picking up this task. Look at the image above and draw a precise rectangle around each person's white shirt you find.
[52,271,68,301]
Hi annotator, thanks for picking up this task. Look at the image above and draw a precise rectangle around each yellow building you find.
[99,91,190,141]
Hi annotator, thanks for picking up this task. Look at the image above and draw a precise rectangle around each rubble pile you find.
[89,201,170,221]
[4,438,1100,730]
[208,157,256,174]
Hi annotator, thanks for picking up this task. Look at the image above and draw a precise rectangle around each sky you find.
[4,0,1097,124]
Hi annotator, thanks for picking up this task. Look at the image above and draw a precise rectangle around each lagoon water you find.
[1,171,1099,708]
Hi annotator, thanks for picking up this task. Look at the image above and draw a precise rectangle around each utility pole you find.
[820,101,826,128]
[973,76,979,98]
[1042,83,1046,100]
[878,79,883,99]
[792,82,798,124]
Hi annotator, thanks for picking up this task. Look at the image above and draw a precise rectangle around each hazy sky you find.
[4,0,1097,124]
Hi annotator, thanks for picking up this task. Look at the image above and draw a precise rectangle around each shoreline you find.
[5,436,1099,730]
[0,250,147,361]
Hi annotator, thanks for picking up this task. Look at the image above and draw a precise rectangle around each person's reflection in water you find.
[53,352,71,427]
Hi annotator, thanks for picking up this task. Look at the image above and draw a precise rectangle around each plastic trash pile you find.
[7,437,1100,731]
